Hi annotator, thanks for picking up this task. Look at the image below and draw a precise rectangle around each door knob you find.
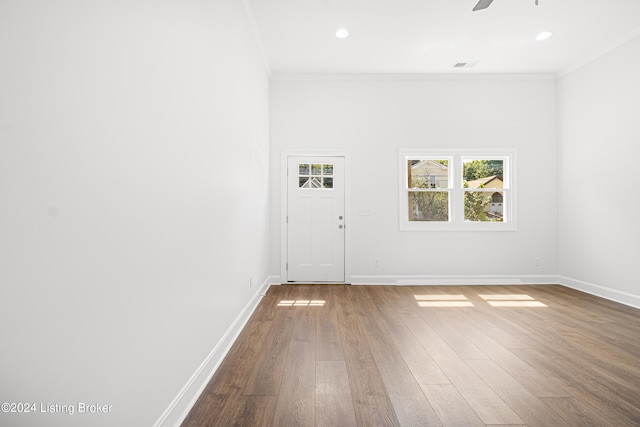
[338,225,344,229]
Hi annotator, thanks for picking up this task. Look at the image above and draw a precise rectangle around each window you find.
[407,157,451,222]
[400,149,516,231]
[298,163,333,189]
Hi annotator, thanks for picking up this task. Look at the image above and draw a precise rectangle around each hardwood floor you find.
[181,285,640,426]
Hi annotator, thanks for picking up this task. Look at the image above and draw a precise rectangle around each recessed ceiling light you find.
[535,31,553,41]
[335,28,349,39]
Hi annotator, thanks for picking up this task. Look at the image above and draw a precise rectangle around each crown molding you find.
[271,73,557,82]
[558,26,640,78]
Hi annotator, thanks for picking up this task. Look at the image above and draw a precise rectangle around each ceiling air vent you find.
[453,61,480,68]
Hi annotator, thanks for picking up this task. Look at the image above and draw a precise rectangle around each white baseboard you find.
[557,275,640,309]
[270,276,282,285]
[153,275,279,427]
[350,274,559,286]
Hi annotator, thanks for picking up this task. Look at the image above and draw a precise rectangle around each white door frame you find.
[281,150,351,283]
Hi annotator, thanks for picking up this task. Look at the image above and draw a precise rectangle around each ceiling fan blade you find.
[472,0,494,11]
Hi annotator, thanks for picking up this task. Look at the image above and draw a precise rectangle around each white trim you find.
[270,73,557,82]
[558,26,640,78]
[153,276,278,427]
[557,276,640,310]
[280,150,352,283]
[351,274,558,286]
[270,276,283,285]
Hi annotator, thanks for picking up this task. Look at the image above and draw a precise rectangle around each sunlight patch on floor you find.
[277,300,326,307]
[415,294,468,300]
[417,301,475,307]
[479,294,534,300]
[414,293,547,308]
[487,300,547,307]
[415,294,474,307]
[480,294,547,307]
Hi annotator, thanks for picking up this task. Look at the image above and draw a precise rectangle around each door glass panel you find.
[298,163,334,189]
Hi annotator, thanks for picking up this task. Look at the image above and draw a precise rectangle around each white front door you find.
[287,156,345,282]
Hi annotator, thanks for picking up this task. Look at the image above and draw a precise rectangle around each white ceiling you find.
[246,0,640,76]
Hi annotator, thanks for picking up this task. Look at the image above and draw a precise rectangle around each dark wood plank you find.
[540,396,617,427]
[420,384,485,427]
[414,307,489,360]
[383,319,450,385]
[333,285,400,426]
[512,345,640,426]
[315,361,357,427]
[435,358,524,425]
[243,308,295,396]
[347,286,390,336]
[272,340,316,426]
[454,309,571,398]
[228,395,278,427]
[181,319,273,426]
[315,286,345,361]
[366,331,443,426]
[397,309,461,362]
[466,359,570,426]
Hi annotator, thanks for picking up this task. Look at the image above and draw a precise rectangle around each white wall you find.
[558,35,640,304]
[270,77,558,282]
[0,1,270,426]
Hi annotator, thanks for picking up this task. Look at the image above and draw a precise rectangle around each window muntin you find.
[400,150,515,231]
[298,163,334,189]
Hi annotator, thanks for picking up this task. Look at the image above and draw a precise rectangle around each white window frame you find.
[399,148,517,231]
